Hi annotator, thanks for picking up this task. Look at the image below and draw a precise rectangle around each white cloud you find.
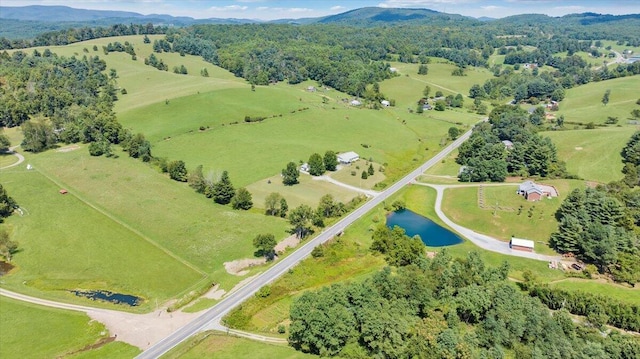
[208,5,248,12]
[553,6,584,12]
[481,5,503,11]
[330,6,346,11]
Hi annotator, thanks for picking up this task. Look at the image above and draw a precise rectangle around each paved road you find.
[417,183,562,262]
[0,146,25,170]
[137,127,475,359]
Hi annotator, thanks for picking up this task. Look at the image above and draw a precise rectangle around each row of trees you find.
[282,151,339,185]
[456,106,567,182]
[288,251,639,358]
[0,185,19,261]
[186,166,253,209]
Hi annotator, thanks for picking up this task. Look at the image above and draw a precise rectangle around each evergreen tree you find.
[213,170,235,205]
[231,187,253,210]
[367,163,375,176]
[167,160,188,182]
[0,184,17,221]
[188,165,206,193]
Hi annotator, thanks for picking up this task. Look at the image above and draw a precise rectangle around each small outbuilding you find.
[350,100,362,106]
[502,140,514,150]
[300,163,310,172]
[381,100,390,107]
[307,86,316,92]
[59,189,68,195]
[510,237,534,252]
[337,151,359,164]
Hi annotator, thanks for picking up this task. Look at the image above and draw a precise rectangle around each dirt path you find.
[0,146,25,170]
[0,288,199,350]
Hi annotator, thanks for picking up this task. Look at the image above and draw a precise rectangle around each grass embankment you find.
[544,126,635,183]
[0,296,140,359]
[548,278,640,306]
[439,180,584,254]
[165,332,313,359]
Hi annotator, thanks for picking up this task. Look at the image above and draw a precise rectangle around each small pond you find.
[71,290,142,306]
[386,209,463,247]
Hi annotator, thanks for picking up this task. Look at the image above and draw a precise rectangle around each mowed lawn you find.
[248,172,362,210]
[165,332,313,359]
[544,126,635,183]
[555,76,640,125]
[440,180,585,251]
[19,147,289,295]
[1,169,203,308]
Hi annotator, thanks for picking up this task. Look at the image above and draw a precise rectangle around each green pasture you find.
[0,168,203,309]
[247,172,361,210]
[548,278,640,306]
[385,60,494,104]
[21,35,245,114]
[10,147,289,300]
[329,159,386,189]
[165,332,313,359]
[141,95,456,187]
[598,40,640,57]
[439,180,585,252]
[544,126,635,183]
[0,296,116,359]
[555,76,640,125]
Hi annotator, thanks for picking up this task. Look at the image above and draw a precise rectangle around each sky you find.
[1,0,639,20]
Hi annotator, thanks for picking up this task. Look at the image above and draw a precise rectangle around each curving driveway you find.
[0,146,25,170]
[416,182,561,262]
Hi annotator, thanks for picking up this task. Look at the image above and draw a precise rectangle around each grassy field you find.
[2,146,289,307]
[440,180,585,253]
[247,172,361,210]
[548,278,640,306]
[554,76,640,125]
[544,126,635,183]
[1,168,203,309]
[165,332,313,359]
[329,159,386,189]
[0,296,141,359]
[21,35,244,114]
[0,152,18,168]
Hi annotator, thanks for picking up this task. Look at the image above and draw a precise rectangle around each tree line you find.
[456,105,568,182]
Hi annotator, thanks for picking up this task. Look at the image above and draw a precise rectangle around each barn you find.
[510,237,535,252]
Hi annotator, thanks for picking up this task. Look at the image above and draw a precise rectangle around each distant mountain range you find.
[0,5,638,39]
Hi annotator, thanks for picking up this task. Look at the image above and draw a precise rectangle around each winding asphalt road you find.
[136,127,476,358]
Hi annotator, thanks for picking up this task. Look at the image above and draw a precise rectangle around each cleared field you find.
[0,152,18,167]
[0,296,119,359]
[143,97,456,187]
[1,169,203,308]
[13,147,289,298]
[165,332,313,359]
[555,76,640,125]
[247,172,362,210]
[544,126,635,183]
[549,278,640,306]
[440,180,585,253]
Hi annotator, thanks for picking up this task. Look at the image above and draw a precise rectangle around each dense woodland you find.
[550,132,640,285]
[289,251,640,358]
